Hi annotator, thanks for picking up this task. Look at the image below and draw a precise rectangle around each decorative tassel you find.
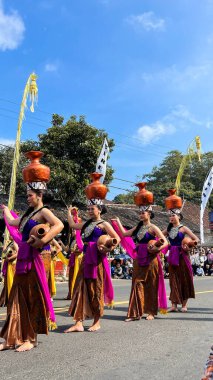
[49,320,57,331]
[175,136,202,195]
[159,308,167,315]
[29,73,38,112]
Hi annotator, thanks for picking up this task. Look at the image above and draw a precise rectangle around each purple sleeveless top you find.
[138,231,155,244]
[168,231,185,247]
[83,226,106,253]
[22,219,50,250]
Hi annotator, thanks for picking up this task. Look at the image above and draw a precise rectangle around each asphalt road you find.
[0,277,212,380]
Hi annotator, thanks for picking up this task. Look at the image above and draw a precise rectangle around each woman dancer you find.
[163,189,199,312]
[0,151,63,352]
[64,172,120,332]
[112,182,168,321]
[0,238,18,307]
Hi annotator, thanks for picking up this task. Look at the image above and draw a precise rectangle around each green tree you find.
[0,115,115,204]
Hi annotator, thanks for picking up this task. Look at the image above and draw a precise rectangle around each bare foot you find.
[181,307,188,313]
[88,322,101,332]
[146,315,155,320]
[64,324,84,333]
[15,341,35,352]
[125,317,141,322]
[0,343,14,351]
[168,307,178,312]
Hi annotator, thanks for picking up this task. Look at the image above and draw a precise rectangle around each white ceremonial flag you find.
[96,138,110,183]
[200,166,213,243]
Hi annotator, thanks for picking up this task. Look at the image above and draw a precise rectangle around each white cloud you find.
[135,105,211,145]
[136,122,175,145]
[141,63,211,89]
[0,138,15,147]
[45,62,59,72]
[126,12,165,32]
[0,1,25,51]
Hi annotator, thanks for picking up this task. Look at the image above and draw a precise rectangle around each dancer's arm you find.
[58,239,69,252]
[51,238,62,253]
[0,205,20,226]
[181,226,199,243]
[29,208,64,248]
[150,225,168,252]
[111,217,136,237]
[102,221,121,246]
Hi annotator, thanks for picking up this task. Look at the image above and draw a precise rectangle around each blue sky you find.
[0,0,213,199]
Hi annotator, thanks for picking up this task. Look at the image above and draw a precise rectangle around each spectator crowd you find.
[110,245,213,280]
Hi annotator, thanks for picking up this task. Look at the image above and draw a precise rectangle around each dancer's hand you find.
[98,244,111,254]
[27,235,44,249]
[0,204,7,211]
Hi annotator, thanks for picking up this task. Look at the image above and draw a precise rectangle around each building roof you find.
[0,195,210,235]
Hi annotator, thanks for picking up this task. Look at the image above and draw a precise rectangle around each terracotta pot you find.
[22,151,50,183]
[134,182,153,206]
[6,249,13,258]
[29,223,50,239]
[147,238,164,252]
[85,172,108,200]
[97,235,117,251]
[165,189,182,210]
[181,237,197,252]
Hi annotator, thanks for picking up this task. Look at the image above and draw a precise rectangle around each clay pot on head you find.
[85,172,108,200]
[165,189,182,210]
[97,235,117,252]
[29,223,50,239]
[134,182,154,206]
[22,151,50,183]
[147,238,164,252]
[181,237,197,252]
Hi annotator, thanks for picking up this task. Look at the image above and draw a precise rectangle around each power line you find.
[0,97,53,116]
[0,106,51,124]
[0,97,176,151]
[0,111,169,159]
[108,185,132,192]
[112,177,135,184]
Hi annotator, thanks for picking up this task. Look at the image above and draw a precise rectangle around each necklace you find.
[168,224,183,240]
[137,223,152,241]
[82,220,103,240]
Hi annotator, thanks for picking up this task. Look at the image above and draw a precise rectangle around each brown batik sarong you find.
[127,256,159,318]
[169,255,195,305]
[68,255,104,321]
[0,265,48,347]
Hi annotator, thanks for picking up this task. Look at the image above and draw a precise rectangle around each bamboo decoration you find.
[175,136,202,195]
[3,74,38,247]
[8,73,38,211]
